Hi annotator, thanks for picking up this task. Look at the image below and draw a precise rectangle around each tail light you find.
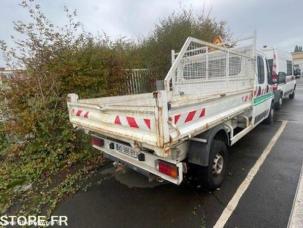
[157,160,178,179]
[272,71,278,91]
[91,136,104,147]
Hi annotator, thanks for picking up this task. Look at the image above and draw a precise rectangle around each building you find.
[0,67,15,86]
[292,52,303,75]
[0,67,26,86]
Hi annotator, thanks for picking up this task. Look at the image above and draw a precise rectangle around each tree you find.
[137,9,229,78]
[294,45,303,52]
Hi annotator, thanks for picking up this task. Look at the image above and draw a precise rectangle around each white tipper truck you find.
[67,37,274,189]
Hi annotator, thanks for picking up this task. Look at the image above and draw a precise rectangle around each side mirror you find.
[278,72,286,83]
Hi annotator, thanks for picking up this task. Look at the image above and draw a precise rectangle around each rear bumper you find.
[92,136,184,185]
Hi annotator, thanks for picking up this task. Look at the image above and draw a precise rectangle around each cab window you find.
[266,59,273,84]
[257,55,265,84]
[267,59,273,77]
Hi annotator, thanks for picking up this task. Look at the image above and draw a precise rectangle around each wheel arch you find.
[188,124,229,167]
[214,129,229,146]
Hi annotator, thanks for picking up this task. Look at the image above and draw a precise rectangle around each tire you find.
[275,96,283,110]
[289,90,295,99]
[199,140,228,190]
[264,103,274,125]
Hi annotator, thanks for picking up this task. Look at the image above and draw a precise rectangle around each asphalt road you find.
[55,79,303,228]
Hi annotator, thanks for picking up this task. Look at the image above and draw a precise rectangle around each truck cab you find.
[254,51,274,124]
[262,47,296,109]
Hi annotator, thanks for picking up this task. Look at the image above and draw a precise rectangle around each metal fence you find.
[122,69,160,95]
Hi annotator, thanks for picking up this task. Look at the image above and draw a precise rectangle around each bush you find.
[0,123,8,154]
[1,1,135,158]
[0,1,134,212]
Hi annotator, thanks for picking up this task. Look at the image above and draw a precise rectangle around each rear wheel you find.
[275,96,283,110]
[289,90,295,99]
[264,103,274,124]
[199,140,228,190]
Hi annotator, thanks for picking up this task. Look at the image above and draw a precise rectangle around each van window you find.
[267,59,273,76]
[257,56,265,84]
[287,60,293,76]
[266,60,273,84]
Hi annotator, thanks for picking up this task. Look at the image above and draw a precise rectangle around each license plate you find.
[114,143,138,158]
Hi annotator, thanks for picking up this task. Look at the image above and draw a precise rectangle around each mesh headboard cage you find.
[164,37,256,97]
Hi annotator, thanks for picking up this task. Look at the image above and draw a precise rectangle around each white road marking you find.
[288,162,303,228]
[214,120,288,228]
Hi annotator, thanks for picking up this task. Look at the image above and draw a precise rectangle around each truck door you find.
[253,55,272,124]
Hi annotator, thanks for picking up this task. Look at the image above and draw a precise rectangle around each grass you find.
[0,139,106,217]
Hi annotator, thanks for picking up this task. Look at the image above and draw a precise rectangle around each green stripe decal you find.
[253,93,274,106]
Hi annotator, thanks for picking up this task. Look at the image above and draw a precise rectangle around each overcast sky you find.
[0,0,302,66]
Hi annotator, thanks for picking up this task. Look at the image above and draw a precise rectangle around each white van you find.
[262,47,296,109]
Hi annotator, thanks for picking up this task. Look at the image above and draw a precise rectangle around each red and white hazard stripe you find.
[172,107,206,126]
[242,95,249,102]
[71,108,89,119]
[114,115,152,131]
[253,86,272,98]
[242,91,253,102]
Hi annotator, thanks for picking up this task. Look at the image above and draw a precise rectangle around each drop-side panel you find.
[169,90,253,142]
[67,93,162,149]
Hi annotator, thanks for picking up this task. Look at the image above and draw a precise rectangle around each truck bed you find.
[68,89,253,157]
